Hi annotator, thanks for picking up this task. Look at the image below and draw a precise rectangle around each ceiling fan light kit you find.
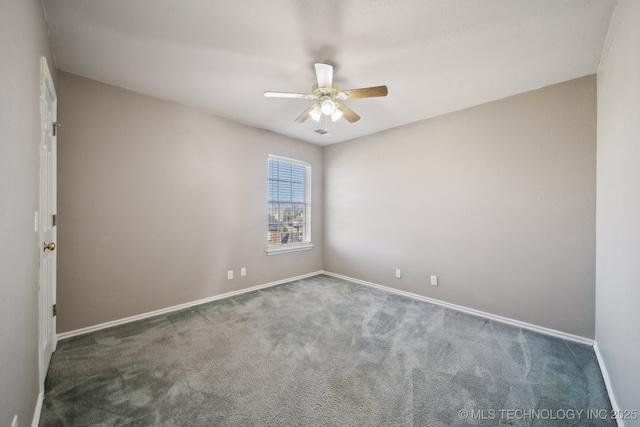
[264,63,388,125]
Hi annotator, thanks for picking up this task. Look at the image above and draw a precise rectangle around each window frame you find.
[266,155,313,255]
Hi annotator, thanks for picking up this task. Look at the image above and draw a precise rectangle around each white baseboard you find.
[321,270,594,346]
[57,271,323,340]
[31,392,43,427]
[593,342,624,427]
[58,268,594,345]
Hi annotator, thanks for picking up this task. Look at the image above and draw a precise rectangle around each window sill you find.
[266,244,314,255]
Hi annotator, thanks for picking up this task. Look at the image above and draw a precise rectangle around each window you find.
[267,155,312,254]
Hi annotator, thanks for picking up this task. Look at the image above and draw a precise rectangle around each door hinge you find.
[53,304,57,316]
[52,122,61,136]
[52,214,57,227]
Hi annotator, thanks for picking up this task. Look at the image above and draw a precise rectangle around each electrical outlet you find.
[240,267,247,277]
[395,269,402,279]
[227,270,233,280]
[11,414,18,427]
[431,275,438,286]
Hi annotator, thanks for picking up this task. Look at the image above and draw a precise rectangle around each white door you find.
[39,57,57,390]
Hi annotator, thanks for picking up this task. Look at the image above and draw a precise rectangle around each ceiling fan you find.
[264,63,388,124]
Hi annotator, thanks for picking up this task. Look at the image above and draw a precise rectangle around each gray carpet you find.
[40,274,614,426]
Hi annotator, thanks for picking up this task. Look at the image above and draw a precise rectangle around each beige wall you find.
[0,0,56,424]
[56,72,323,332]
[57,74,598,339]
[324,76,596,338]
[596,0,640,423]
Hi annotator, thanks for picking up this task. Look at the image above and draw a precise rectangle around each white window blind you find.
[267,155,312,254]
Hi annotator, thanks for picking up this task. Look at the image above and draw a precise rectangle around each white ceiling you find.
[43,0,616,146]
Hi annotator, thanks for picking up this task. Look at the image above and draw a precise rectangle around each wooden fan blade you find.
[340,85,388,99]
[264,91,311,99]
[295,104,317,123]
[314,63,333,88]
[337,103,360,123]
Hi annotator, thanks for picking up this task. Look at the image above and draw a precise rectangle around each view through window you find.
[267,155,311,252]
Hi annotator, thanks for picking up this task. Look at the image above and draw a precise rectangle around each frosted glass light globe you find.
[321,99,336,115]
